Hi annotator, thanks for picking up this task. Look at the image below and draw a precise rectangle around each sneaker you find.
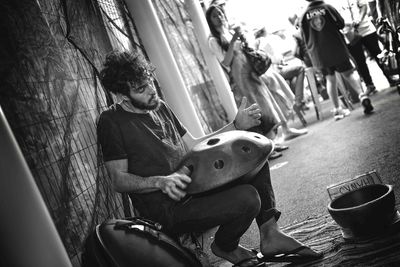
[360,95,374,114]
[333,108,351,121]
[365,85,378,96]
[268,150,283,160]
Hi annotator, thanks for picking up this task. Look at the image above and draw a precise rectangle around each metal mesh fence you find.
[0,0,228,265]
[0,0,139,264]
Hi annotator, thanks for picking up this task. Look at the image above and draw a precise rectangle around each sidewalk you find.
[205,85,400,266]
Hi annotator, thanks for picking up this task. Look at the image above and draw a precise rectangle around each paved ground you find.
[203,63,400,266]
[270,87,400,226]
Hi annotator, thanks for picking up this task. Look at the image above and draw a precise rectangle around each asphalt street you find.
[208,69,400,266]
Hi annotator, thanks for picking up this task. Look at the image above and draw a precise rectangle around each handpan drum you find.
[179,130,274,195]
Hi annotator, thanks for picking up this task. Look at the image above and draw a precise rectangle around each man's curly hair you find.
[100,51,155,96]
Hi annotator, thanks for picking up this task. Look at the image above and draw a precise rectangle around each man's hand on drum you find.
[158,166,192,201]
[234,97,262,130]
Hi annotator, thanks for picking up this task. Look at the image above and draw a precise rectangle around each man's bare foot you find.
[259,219,321,258]
[211,242,259,266]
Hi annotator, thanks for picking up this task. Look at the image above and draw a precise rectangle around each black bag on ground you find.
[81,217,202,267]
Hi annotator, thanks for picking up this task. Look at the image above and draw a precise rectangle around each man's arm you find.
[105,158,192,201]
[101,97,260,201]
[182,96,262,150]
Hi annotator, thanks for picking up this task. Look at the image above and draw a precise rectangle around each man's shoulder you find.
[98,103,123,124]
[99,103,120,116]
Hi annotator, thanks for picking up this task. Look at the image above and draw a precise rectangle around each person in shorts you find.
[300,0,374,120]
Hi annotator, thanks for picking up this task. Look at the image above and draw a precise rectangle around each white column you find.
[186,0,238,121]
[0,107,72,267]
[124,0,205,136]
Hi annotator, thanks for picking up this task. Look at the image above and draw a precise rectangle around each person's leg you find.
[263,69,296,103]
[261,70,294,118]
[264,85,308,139]
[325,69,352,120]
[279,64,305,105]
[340,69,364,95]
[325,73,339,109]
[362,32,392,85]
[340,68,374,114]
[170,185,260,248]
[291,68,308,123]
[362,32,383,59]
[247,162,281,227]
[168,184,261,265]
[259,216,322,258]
[248,163,321,258]
[169,160,282,264]
[168,185,263,265]
[293,67,305,106]
[348,41,374,88]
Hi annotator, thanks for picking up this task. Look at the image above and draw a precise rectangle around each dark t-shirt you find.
[300,0,350,69]
[97,101,188,219]
[97,101,187,177]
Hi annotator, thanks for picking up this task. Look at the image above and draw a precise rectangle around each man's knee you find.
[293,65,304,76]
[234,185,261,215]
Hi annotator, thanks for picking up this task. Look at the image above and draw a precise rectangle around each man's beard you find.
[128,95,160,111]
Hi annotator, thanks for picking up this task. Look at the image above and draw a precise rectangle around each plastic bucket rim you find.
[328,184,393,212]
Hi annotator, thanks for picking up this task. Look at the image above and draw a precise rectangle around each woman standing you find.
[206,5,308,141]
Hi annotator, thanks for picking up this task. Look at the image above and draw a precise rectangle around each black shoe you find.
[274,144,289,152]
[361,96,374,114]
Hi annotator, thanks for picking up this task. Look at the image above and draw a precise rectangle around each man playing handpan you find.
[97,51,321,266]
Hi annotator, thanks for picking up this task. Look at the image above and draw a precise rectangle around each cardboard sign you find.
[327,170,383,200]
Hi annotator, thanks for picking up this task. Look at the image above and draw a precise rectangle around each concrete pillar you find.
[124,0,205,137]
[0,107,72,267]
[186,0,238,121]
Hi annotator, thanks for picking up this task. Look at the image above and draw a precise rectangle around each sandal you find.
[232,250,266,267]
[259,245,323,263]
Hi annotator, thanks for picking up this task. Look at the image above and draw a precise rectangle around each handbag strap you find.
[237,32,250,49]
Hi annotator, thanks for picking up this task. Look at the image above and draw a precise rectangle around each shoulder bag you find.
[241,37,272,76]
[81,217,202,267]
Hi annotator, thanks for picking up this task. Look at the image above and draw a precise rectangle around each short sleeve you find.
[163,102,187,137]
[97,111,127,162]
[327,4,345,29]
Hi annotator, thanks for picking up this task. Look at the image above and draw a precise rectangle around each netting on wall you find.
[0,0,140,264]
[0,0,229,265]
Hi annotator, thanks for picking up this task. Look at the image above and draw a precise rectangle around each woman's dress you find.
[209,36,281,135]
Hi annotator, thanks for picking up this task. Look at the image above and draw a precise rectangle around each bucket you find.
[328,184,399,239]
